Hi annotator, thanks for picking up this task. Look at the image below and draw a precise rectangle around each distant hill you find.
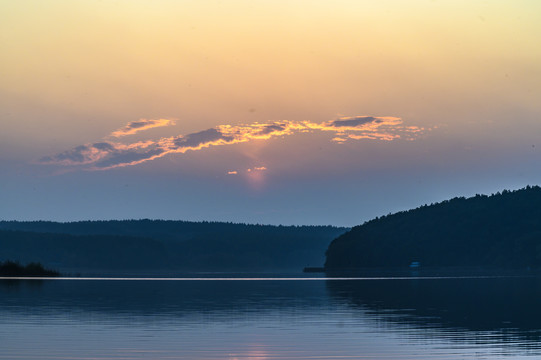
[0,230,168,271]
[325,186,541,270]
[0,220,347,273]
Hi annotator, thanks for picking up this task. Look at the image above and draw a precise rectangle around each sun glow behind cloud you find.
[39,116,425,171]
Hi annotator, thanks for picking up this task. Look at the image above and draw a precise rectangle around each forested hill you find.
[0,219,339,241]
[0,220,346,272]
[325,186,541,270]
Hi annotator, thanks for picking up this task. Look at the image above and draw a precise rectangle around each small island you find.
[0,261,60,277]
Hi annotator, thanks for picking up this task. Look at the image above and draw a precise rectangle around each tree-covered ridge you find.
[325,186,541,270]
[0,220,347,272]
[0,219,344,242]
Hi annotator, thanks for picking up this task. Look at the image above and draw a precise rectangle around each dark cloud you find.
[92,142,116,151]
[93,148,166,169]
[110,118,175,137]
[40,145,95,165]
[327,116,378,128]
[256,124,286,136]
[174,128,234,148]
[126,121,150,129]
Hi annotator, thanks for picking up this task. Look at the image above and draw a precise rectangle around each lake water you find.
[2,275,541,359]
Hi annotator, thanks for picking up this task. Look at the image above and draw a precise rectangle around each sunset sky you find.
[1,0,540,226]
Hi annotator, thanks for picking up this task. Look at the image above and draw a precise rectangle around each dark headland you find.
[0,261,60,277]
[325,186,541,273]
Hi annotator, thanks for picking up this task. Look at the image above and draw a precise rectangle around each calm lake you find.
[2,275,541,359]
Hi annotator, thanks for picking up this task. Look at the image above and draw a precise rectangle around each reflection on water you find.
[327,277,541,353]
[1,276,541,359]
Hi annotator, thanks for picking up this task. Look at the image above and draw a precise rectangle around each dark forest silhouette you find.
[0,261,59,277]
[0,220,346,272]
[325,186,541,270]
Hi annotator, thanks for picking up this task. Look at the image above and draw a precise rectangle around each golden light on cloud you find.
[332,137,347,143]
[228,171,238,175]
[39,115,425,171]
[347,133,399,141]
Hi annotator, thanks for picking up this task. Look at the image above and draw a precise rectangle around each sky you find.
[1,0,541,227]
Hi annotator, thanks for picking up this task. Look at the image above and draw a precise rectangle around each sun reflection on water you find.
[229,348,269,360]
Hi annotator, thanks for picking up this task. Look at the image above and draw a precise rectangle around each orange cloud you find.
[39,116,425,170]
[331,137,347,143]
[348,133,400,141]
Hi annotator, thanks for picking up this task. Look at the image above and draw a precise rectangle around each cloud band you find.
[39,116,424,170]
